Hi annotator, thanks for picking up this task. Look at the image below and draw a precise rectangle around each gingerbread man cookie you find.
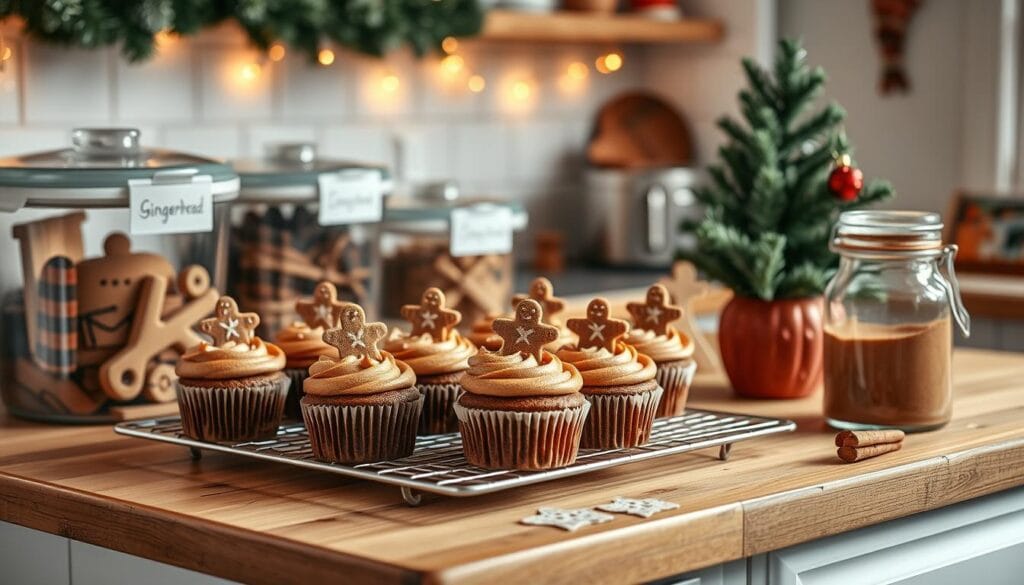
[200,296,260,346]
[296,281,347,330]
[323,303,388,361]
[567,298,630,352]
[492,299,559,361]
[626,284,683,336]
[400,287,461,342]
[513,277,566,326]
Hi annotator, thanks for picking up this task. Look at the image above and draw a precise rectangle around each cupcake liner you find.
[581,385,663,449]
[655,360,697,418]
[418,382,462,435]
[302,393,424,464]
[283,367,309,420]
[177,374,290,443]
[453,401,591,470]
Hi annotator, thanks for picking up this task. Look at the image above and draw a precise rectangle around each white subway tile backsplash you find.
[245,125,318,157]
[451,121,510,186]
[0,128,66,157]
[198,47,273,121]
[394,123,452,183]
[321,123,396,167]
[350,50,417,120]
[23,45,111,124]
[163,125,242,158]
[508,119,574,187]
[279,53,353,120]
[0,39,20,124]
[417,50,485,118]
[116,43,193,122]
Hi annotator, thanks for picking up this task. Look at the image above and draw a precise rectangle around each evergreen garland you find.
[680,39,895,301]
[0,0,484,62]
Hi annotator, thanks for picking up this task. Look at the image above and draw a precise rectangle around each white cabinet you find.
[0,521,70,585]
[766,488,1024,585]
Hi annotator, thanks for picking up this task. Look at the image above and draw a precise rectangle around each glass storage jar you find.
[824,211,971,432]
[228,143,389,337]
[380,182,528,327]
[0,128,239,423]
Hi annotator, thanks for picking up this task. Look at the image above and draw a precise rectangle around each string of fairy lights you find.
[0,31,624,108]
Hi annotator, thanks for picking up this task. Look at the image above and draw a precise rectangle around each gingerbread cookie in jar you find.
[229,143,390,338]
[824,211,971,432]
[0,128,237,422]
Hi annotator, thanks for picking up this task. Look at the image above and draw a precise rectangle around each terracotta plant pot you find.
[718,295,824,399]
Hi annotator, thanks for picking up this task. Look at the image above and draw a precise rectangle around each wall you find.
[777,0,999,215]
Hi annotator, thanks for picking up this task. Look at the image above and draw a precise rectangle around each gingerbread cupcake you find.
[467,313,503,351]
[513,277,575,351]
[176,296,289,442]
[274,282,346,418]
[454,299,587,470]
[559,298,662,449]
[385,288,477,434]
[626,284,697,418]
[302,303,421,463]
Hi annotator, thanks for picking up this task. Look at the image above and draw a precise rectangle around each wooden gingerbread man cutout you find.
[627,284,682,336]
[513,277,566,326]
[400,287,461,342]
[323,304,388,361]
[296,281,347,330]
[492,299,559,361]
[659,261,722,374]
[200,296,260,346]
[567,298,629,352]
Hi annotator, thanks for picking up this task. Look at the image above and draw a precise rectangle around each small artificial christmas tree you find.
[681,39,894,301]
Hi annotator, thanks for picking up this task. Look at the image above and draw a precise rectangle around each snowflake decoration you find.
[519,507,614,532]
[596,497,679,519]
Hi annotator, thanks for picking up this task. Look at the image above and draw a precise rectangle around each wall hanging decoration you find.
[872,0,922,94]
[0,0,484,61]
[680,39,895,399]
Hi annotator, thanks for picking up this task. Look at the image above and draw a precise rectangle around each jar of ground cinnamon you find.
[824,211,971,432]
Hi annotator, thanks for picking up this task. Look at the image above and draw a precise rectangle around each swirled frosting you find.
[274,322,335,368]
[461,351,582,398]
[303,351,416,396]
[625,326,694,363]
[383,330,476,376]
[177,338,286,380]
[556,342,657,387]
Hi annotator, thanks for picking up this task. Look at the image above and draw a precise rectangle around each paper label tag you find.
[129,174,213,236]
[318,170,384,226]
[450,205,514,257]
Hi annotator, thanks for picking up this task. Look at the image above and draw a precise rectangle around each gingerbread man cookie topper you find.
[323,303,388,362]
[296,281,347,330]
[200,296,260,346]
[626,284,683,336]
[567,298,630,352]
[492,299,560,361]
[400,287,461,342]
[513,277,566,326]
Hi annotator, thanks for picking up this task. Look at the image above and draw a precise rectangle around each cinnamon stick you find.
[834,429,905,448]
[837,441,902,463]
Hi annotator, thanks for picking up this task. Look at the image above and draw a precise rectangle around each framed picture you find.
[945,192,1024,275]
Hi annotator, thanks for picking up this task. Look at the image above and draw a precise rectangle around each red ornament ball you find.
[828,159,864,202]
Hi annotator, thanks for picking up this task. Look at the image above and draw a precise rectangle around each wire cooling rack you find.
[115,408,795,506]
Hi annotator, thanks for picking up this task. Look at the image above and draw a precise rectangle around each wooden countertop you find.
[3,349,1024,584]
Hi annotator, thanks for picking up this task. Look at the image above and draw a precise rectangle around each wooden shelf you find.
[479,10,725,44]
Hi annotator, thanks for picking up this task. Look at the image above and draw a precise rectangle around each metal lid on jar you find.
[0,128,240,211]
[383,181,528,233]
[832,210,944,256]
[232,142,393,203]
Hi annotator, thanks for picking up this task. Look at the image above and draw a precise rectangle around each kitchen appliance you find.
[583,166,703,267]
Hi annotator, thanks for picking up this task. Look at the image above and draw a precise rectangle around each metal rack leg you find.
[190,447,203,461]
[718,443,732,461]
[401,487,422,507]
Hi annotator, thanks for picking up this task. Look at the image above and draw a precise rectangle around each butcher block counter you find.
[3,348,1024,584]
